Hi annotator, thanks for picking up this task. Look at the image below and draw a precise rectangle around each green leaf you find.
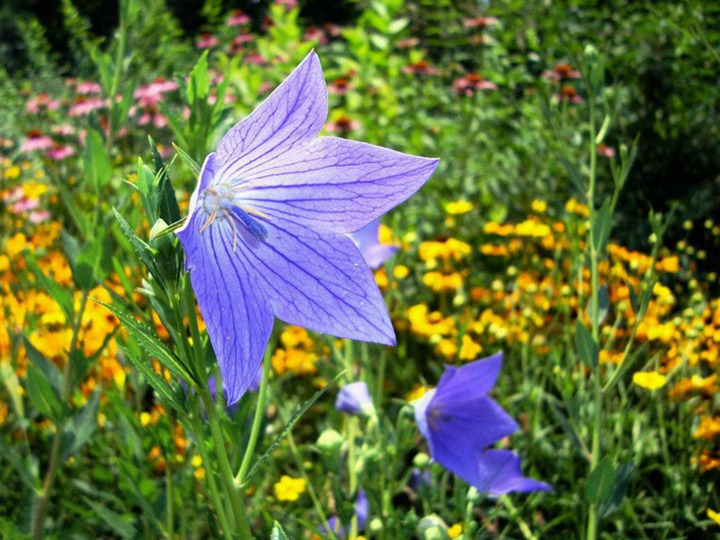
[118,345,187,414]
[188,51,210,103]
[25,364,66,422]
[0,438,38,490]
[600,461,633,518]
[172,143,201,176]
[270,521,290,540]
[83,127,112,192]
[83,498,136,540]
[60,391,100,462]
[96,300,198,386]
[585,456,616,505]
[591,200,613,254]
[244,383,331,483]
[23,337,64,396]
[112,208,165,286]
[574,320,598,368]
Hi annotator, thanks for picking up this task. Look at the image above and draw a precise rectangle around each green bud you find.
[368,517,384,533]
[413,452,431,469]
[417,515,448,540]
[583,44,599,63]
[316,429,343,469]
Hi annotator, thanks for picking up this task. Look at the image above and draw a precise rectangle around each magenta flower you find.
[176,52,437,403]
[22,131,54,152]
[414,352,551,495]
[47,144,75,161]
[227,10,250,26]
[349,219,398,269]
[75,81,102,94]
[69,97,106,117]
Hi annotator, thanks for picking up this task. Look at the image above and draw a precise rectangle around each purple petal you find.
[436,351,504,404]
[349,219,398,269]
[335,381,375,416]
[239,218,395,345]
[473,450,552,495]
[214,52,327,182]
[176,213,274,404]
[426,395,518,466]
[240,137,439,233]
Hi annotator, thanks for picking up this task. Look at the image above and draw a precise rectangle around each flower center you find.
[202,183,234,215]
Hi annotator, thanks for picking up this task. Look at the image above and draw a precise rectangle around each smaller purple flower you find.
[349,219,398,269]
[335,381,375,417]
[413,352,550,495]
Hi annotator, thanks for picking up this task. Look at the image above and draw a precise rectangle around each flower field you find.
[1,0,719,538]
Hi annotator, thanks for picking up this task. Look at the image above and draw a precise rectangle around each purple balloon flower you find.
[176,52,438,404]
[413,352,551,495]
[335,381,375,416]
[349,219,398,269]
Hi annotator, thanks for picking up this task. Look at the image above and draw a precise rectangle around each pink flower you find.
[397,37,419,49]
[554,86,583,104]
[29,210,51,224]
[52,124,76,136]
[26,93,60,113]
[328,77,353,95]
[453,73,498,96]
[69,97,106,116]
[138,106,168,128]
[304,26,327,44]
[402,60,438,75]
[76,81,103,94]
[274,0,298,10]
[244,53,267,65]
[22,130,54,152]
[135,78,179,107]
[12,198,39,213]
[3,187,23,203]
[47,144,76,161]
[543,63,582,81]
[325,115,361,134]
[597,144,616,158]
[229,33,254,55]
[464,16,500,28]
[196,33,219,49]
[228,10,250,26]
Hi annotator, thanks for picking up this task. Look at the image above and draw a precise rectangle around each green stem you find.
[189,398,234,536]
[502,496,538,540]
[236,350,271,485]
[586,94,602,540]
[200,389,253,539]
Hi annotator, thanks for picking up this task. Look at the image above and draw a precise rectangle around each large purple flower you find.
[176,52,438,403]
[414,352,551,495]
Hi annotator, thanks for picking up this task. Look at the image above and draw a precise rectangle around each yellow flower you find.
[191,455,203,468]
[445,200,473,215]
[708,509,720,526]
[459,334,482,361]
[656,256,680,273]
[531,200,547,213]
[274,475,306,502]
[0,255,9,272]
[5,233,27,258]
[448,523,463,539]
[3,165,21,180]
[515,219,551,238]
[693,416,720,441]
[406,384,431,402]
[632,371,667,390]
[393,265,409,279]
